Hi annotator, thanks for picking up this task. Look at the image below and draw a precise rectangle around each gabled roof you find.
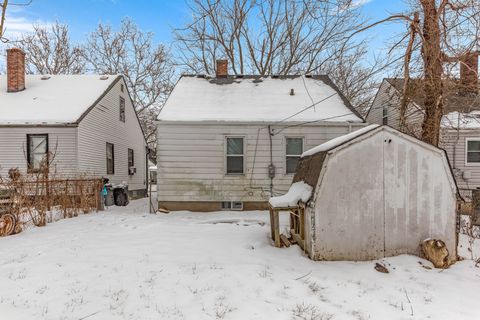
[0,74,121,125]
[383,78,480,114]
[157,74,363,123]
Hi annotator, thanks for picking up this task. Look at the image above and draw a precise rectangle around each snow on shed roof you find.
[269,181,313,208]
[0,74,120,125]
[157,75,363,123]
[301,124,379,157]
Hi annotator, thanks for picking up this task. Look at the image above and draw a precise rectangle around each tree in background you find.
[0,0,7,41]
[83,18,175,151]
[15,22,85,74]
[174,0,385,114]
[360,0,479,146]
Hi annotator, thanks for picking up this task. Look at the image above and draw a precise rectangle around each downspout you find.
[268,125,274,197]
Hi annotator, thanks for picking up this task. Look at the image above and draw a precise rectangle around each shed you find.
[270,125,458,262]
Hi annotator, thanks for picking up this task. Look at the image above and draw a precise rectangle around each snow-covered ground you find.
[0,199,479,320]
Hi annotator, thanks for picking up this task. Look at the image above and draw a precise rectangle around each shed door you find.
[383,131,427,257]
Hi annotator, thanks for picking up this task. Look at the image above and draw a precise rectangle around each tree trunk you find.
[420,0,444,146]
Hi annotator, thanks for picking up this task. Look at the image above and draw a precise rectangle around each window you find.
[226,137,244,175]
[106,143,115,174]
[286,137,303,174]
[119,97,125,122]
[221,201,243,210]
[466,139,480,164]
[120,83,124,92]
[27,134,48,171]
[382,107,388,125]
[128,148,134,175]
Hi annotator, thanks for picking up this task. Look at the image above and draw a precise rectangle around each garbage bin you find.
[113,185,129,206]
[104,184,115,207]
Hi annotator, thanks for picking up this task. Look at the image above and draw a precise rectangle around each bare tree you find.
[83,18,174,151]
[15,22,85,74]
[0,0,7,41]
[174,0,382,111]
[360,0,479,146]
[1,0,32,42]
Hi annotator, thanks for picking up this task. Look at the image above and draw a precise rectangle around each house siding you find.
[156,122,366,208]
[441,128,480,190]
[77,77,147,192]
[366,80,424,137]
[0,126,78,177]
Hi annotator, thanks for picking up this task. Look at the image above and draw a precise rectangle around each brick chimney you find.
[460,51,478,94]
[216,59,228,78]
[6,48,26,93]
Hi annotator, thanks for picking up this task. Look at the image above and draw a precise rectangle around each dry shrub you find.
[0,163,102,235]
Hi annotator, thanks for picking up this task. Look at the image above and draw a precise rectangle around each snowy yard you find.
[0,199,479,320]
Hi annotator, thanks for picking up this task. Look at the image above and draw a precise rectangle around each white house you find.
[0,48,148,198]
[156,60,365,211]
[271,125,457,262]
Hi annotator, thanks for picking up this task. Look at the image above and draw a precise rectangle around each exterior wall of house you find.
[366,80,424,137]
[0,126,78,177]
[77,77,147,195]
[307,129,457,261]
[441,128,480,191]
[156,122,366,211]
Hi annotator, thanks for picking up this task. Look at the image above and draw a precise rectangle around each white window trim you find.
[465,138,480,166]
[382,107,388,125]
[225,136,246,176]
[285,136,304,175]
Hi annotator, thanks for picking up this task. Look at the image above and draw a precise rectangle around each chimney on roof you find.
[216,59,228,78]
[460,51,478,94]
[6,48,26,93]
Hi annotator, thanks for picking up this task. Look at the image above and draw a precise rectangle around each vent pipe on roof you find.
[216,59,228,78]
[6,48,26,93]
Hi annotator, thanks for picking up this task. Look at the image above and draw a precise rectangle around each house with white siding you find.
[0,48,148,198]
[156,60,366,211]
[366,53,480,190]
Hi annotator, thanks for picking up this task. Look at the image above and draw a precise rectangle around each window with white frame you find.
[106,142,115,174]
[466,139,480,164]
[27,134,48,171]
[382,106,388,125]
[226,137,244,175]
[286,137,303,174]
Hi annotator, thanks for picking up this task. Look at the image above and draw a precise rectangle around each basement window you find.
[221,201,243,210]
[286,137,303,174]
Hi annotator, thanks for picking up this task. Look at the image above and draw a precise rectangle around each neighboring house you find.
[271,125,457,262]
[0,48,148,198]
[156,60,365,211]
[366,54,480,190]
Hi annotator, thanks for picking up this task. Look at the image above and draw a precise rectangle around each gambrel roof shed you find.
[290,125,458,262]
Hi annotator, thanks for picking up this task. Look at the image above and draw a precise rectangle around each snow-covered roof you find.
[269,181,313,208]
[301,124,379,157]
[442,111,480,129]
[0,74,120,125]
[158,75,363,123]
